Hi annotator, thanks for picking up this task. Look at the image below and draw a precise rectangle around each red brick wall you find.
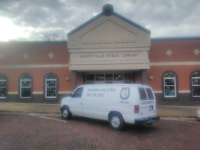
[150,40,200,62]
[0,42,73,92]
[1,40,200,93]
[1,68,72,92]
[146,65,199,91]
[0,43,69,65]
[147,39,200,91]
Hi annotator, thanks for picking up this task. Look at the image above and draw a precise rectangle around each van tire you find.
[109,113,124,130]
[62,107,72,120]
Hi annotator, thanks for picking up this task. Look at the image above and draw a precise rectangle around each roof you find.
[1,36,200,44]
[0,41,67,44]
[151,36,200,41]
[67,4,151,37]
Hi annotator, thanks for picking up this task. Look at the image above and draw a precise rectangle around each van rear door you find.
[138,87,155,116]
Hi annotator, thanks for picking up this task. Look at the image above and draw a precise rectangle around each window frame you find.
[18,73,33,101]
[0,74,8,100]
[44,73,58,100]
[20,75,32,98]
[162,71,178,99]
[138,87,147,100]
[190,70,200,98]
[72,87,84,98]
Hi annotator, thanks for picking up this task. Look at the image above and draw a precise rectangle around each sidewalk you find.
[0,102,199,118]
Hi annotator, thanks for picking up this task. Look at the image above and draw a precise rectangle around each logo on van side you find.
[120,87,130,100]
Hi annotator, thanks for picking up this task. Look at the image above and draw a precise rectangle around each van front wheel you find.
[62,108,72,120]
[109,113,124,130]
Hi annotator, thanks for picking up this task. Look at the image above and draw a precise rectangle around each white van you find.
[60,84,160,130]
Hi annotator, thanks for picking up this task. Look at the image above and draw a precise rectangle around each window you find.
[86,72,134,84]
[87,74,94,81]
[138,88,147,100]
[20,75,31,98]
[0,76,7,98]
[105,74,113,81]
[114,74,123,80]
[72,87,83,98]
[163,72,177,97]
[146,88,154,100]
[191,71,200,97]
[96,74,104,81]
[45,75,57,98]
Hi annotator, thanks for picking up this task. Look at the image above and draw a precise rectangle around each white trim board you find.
[154,90,191,94]
[0,64,69,69]
[150,62,200,66]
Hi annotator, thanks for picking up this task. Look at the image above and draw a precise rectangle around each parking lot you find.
[0,114,200,150]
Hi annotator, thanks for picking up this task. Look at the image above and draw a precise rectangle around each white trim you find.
[179,90,191,93]
[154,90,191,94]
[58,91,72,94]
[0,64,69,69]
[154,91,162,93]
[32,91,72,94]
[69,47,150,53]
[33,91,43,94]
[8,92,18,94]
[150,62,200,66]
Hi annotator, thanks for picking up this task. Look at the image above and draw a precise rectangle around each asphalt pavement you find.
[0,102,199,118]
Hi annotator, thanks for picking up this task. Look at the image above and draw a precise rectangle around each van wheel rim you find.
[63,109,68,117]
[111,116,120,128]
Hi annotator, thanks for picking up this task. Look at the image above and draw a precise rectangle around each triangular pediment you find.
[68,11,150,49]
[81,20,136,42]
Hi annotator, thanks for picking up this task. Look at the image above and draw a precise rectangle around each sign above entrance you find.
[71,52,141,61]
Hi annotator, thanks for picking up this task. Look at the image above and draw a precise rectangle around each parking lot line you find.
[29,114,67,122]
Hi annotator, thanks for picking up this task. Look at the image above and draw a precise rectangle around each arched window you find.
[163,72,177,98]
[45,74,57,98]
[20,75,31,98]
[191,71,200,97]
[0,76,7,98]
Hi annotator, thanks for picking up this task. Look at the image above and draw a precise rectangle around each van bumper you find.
[134,115,160,125]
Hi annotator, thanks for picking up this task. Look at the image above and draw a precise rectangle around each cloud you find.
[0,0,200,41]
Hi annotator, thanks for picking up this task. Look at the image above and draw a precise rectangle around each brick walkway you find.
[0,114,200,150]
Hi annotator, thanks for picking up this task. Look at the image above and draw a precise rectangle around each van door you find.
[68,87,84,116]
[82,95,101,119]
[138,87,155,116]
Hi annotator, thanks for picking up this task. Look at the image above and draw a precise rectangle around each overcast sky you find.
[0,0,200,41]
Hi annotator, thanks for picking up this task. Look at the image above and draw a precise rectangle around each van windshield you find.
[138,88,147,100]
[146,88,154,100]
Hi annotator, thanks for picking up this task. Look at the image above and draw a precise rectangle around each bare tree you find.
[43,33,67,41]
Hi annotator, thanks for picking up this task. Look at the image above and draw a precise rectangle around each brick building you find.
[0,4,200,105]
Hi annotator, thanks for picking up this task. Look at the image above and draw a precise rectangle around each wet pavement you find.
[0,114,200,150]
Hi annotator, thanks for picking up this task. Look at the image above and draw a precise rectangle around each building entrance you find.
[86,72,135,84]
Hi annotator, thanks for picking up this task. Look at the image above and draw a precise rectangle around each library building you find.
[0,4,200,106]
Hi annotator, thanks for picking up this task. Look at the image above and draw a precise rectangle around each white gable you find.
[81,20,136,42]
[67,9,151,71]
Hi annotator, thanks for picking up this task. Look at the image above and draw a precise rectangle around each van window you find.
[138,88,147,100]
[146,88,154,100]
[72,87,84,98]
